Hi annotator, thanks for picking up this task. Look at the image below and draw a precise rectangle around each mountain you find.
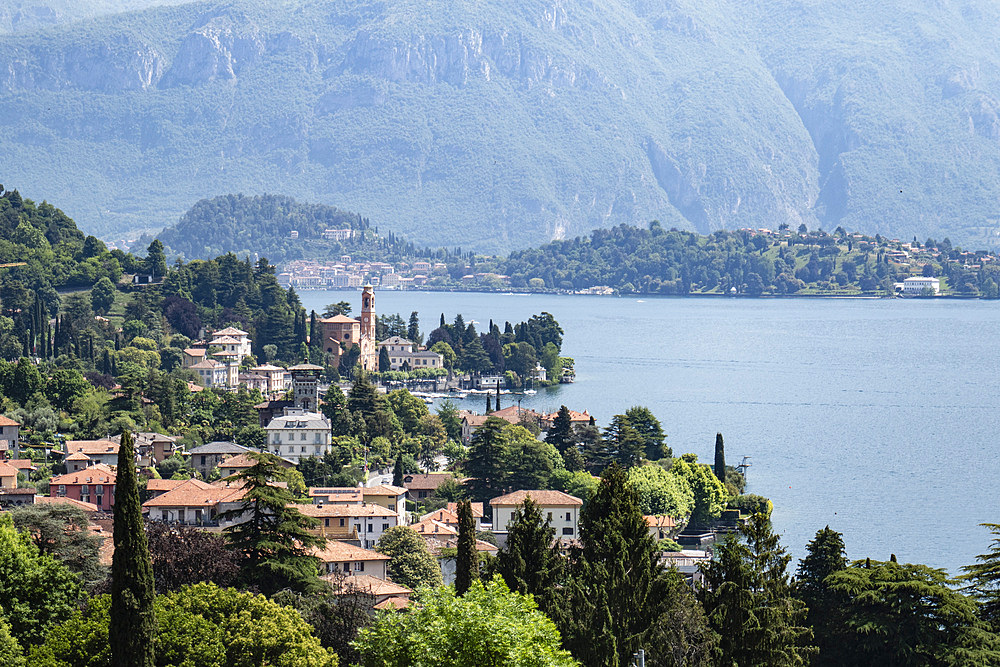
[2,0,1000,251]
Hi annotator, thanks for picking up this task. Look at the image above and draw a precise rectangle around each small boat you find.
[523,389,537,395]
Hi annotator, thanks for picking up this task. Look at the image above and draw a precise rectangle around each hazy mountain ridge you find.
[2,0,1000,251]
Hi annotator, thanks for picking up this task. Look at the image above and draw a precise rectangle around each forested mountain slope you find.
[2,0,1000,251]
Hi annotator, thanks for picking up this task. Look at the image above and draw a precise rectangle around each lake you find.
[299,289,1000,575]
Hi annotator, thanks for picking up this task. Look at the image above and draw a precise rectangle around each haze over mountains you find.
[3,0,1000,252]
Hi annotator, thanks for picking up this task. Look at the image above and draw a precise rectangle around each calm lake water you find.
[299,290,1000,575]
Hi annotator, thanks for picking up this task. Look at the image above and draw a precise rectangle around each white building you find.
[189,358,230,388]
[265,408,332,463]
[901,277,941,295]
[377,337,445,371]
[209,326,252,363]
[490,490,583,546]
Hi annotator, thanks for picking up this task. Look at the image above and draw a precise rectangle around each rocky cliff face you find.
[0,0,999,250]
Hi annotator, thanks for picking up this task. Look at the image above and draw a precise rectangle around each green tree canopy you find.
[221,453,325,595]
[11,504,103,590]
[669,455,727,527]
[376,526,443,591]
[961,522,1000,631]
[0,616,24,667]
[0,513,81,646]
[626,464,694,519]
[699,513,815,666]
[28,584,337,667]
[794,524,848,666]
[354,576,577,666]
[624,407,668,460]
[493,497,564,613]
[825,558,1000,665]
[463,417,509,502]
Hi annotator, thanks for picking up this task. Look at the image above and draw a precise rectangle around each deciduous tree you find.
[376,526,442,591]
[354,577,576,666]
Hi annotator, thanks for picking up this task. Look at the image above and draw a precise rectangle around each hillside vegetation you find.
[2,0,1000,250]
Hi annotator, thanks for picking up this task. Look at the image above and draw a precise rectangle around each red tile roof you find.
[363,484,407,496]
[0,416,20,427]
[50,463,117,486]
[142,478,242,508]
[34,495,99,512]
[311,541,390,563]
[446,502,484,518]
[402,473,456,491]
[296,503,398,519]
[645,515,678,529]
[324,574,412,598]
[373,596,411,611]
[63,440,119,456]
[490,490,583,507]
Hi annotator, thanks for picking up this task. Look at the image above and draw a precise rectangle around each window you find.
[566,512,571,521]
[96,485,103,494]
[324,518,330,527]
[315,446,321,453]
[562,527,574,536]
[200,455,206,465]
[178,510,185,522]
[81,484,89,495]
[300,432,307,441]
[547,512,552,521]
[367,523,373,533]
[96,495,103,508]
[354,561,365,572]
[58,484,66,496]
[354,523,361,534]
[388,503,395,511]
[301,446,306,453]
[339,518,345,527]
[382,523,389,532]
[342,562,350,572]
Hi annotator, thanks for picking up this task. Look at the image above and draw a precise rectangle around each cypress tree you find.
[392,456,405,488]
[545,405,575,455]
[110,430,156,667]
[486,394,492,414]
[713,432,726,482]
[464,417,508,503]
[495,382,501,411]
[455,500,478,595]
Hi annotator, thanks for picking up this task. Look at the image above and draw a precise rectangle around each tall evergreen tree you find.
[221,453,326,595]
[699,512,816,666]
[794,526,848,665]
[407,311,421,345]
[378,346,391,373]
[713,432,726,482]
[493,497,563,613]
[464,417,509,503]
[624,406,668,460]
[392,456,405,488]
[600,414,645,469]
[110,430,156,667]
[961,522,1000,631]
[545,405,575,455]
[485,394,492,414]
[553,464,677,667]
[455,500,479,595]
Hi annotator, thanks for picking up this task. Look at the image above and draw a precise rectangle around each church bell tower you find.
[359,284,376,372]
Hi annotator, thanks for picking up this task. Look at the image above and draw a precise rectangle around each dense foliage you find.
[354,577,578,667]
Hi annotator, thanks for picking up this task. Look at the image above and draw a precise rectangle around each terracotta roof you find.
[0,416,20,427]
[51,463,117,486]
[373,596,411,611]
[218,453,259,470]
[0,462,20,477]
[0,486,35,495]
[209,336,241,344]
[187,382,204,393]
[363,484,407,497]
[142,479,242,508]
[645,515,678,529]
[311,541,390,563]
[490,490,583,507]
[324,573,412,597]
[318,314,358,324]
[146,479,193,492]
[296,503,397,519]
[402,473,456,491]
[252,364,286,372]
[490,406,542,421]
[411,518,457,536]
[213,326,249,337]
[189,359,224,369]
[419,509,459,525]
[446,502,484,518]
[65,452,91,461]
[34,495,99,511]
[542,409,592,422]
[64,440,119,456]
[6,459,35,471]
[462,415,490,428]
[183,348,207,357]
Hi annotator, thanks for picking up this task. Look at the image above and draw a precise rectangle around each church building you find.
[316,284,377,372]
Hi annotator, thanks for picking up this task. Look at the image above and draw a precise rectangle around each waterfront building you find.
[901,276,941,295]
